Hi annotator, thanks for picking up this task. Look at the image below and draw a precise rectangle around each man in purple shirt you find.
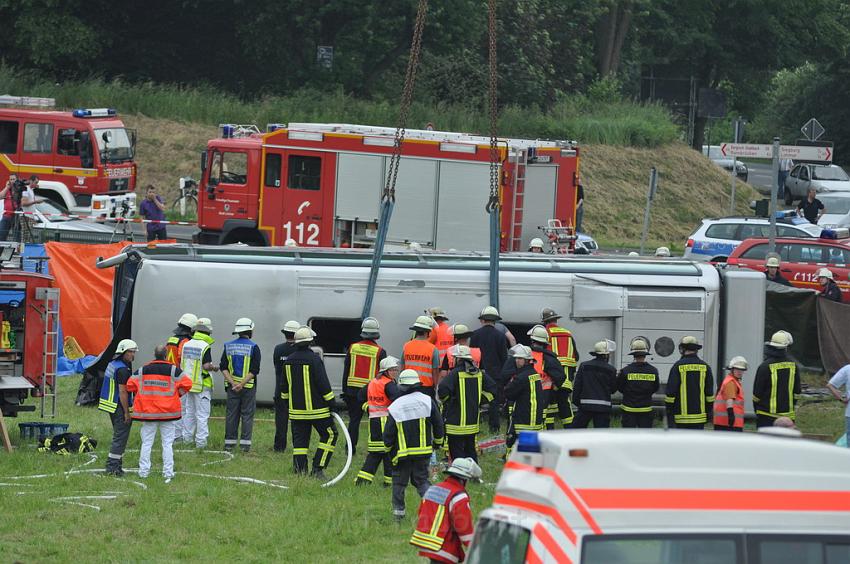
[139,185,167,241]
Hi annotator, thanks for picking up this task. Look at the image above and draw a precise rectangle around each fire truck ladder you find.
[508,148,529,251]
[36,287,60,418]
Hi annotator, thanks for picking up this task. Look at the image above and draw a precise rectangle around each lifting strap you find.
[362,0,429,320]
[485,0,501,310]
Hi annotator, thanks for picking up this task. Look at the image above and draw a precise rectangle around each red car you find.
[727,236,850,300]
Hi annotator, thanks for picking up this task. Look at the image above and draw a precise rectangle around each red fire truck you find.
[194,123,580,251]
[0,95,137,219]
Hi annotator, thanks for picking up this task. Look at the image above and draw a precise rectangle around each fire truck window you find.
[307,318,362,354]
[219,152,248,185]
[209,152,222,184]
[23,123,53,153]
[288,155,322,190]
[265,153,282,187]
[0,120,18,153]
[740,244,769,260]
[57,128,81,156]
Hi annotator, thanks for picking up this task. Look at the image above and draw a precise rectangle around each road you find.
[746,162,774,193]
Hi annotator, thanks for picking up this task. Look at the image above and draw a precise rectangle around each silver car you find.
[24,201,119,243]
[816,192,850,229]
[784,163,850,205]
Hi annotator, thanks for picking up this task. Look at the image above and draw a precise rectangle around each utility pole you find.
[639,167,658,255]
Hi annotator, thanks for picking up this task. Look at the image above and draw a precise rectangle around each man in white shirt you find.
[827,365,850,447]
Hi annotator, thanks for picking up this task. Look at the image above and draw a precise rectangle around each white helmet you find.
[479,306,501,321]
[428,307,448,320]
[765,256,781,268]
[628,337,650,356]
[445,457,483,480]
[361,317,381,338]
[281,319,301,334]
[398,369,421,386]
[767,330,792,349]
[115,339,138,354]
[178,313,198,329]
[196,317,212,332]
[590,340,616,355]
[294,326,316,344]
[409,241,422,252]
[410,315,434,331]
[509,344,533,360]
[379,356,401,373]
[232,317,255,334]
[727,356,749,370]
[453,345,474,361]
[655,246,671,257]
[284,238,298,247]
[451,323,472,339]
[818,267,834,280]
[527,325,550,344]
[628,251,639,257]
[529,238,544,250]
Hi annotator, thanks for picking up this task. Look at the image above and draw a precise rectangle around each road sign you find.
[801,118,825,142]
[719,143,833,162]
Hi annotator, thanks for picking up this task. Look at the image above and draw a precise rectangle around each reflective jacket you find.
[126,360,192,421]
[504,363,545,431]
[283,347,335,420]
[181,332,215,393]
[617,361,660,413]
[220,337,261,389]
[98,358,131,414]
[573,357,618,413]
[384,389,445,464]
[438,362,496,435]
[545,323,578,370]
[165,328,192,366]
[665,355,715,424]
[713,374,745,428]
[429,321,455,364]
[530,347,568,394]
[403,339,440,388]
[753,347,801,419]
[343,339,385,392]
[359,375,399,419]
[411,476,474,564]
[273,341,297,399]
[444,345,482,370]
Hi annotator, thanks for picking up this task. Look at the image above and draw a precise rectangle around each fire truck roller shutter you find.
[520,165,557,250]
[386,158,437,246]
[435,162,491,251]
[334,154,381,222]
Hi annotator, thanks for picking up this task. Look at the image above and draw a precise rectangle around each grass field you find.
[2,374,846,562]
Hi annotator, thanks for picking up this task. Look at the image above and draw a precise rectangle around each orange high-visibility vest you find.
[713,374,744,428]
[346,340,383,388]
[531,350,553,390]
[366,375,393,418]
[546,323,577,368]
[403,339,439,387]
[445,345,482,369]
[126,361,193,421]
[429,321,454,363]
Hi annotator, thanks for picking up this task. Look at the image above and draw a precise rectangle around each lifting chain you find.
[383,0,429,203]
[485,0,500,214]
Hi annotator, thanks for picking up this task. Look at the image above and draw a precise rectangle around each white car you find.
[817,192,850,229]
[684,216,821,262]
[575,232,598,254]
[784,163,850,204]
[25,200,118,243]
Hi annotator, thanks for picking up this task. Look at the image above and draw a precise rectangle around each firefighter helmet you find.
[655,246,671,257]
[360,317,381,338]
[232,317,255,334]
[445,457,482,480]
[818,267,834,280]
[428,307,448,320]
[115,339,138,354]
[479,306,501,321]
[529,238,544,250]
[451,324,472,339]
[527,325,550,344]
[727,356,749,370]
[196,317,213,332]
[281,319,301,334]
[453,345,473,361]
[398,369,421,387]
[294,326,316,344]
[410,315,434,331]
[628,337,650,356]
[590,340,615,356]
[765,256,781,268]
[379,356,401,373]
[767,330,792,349]
[177,313,198,329]
[540,308,561,323]
[509,344,534,360]
[679,335,702,350]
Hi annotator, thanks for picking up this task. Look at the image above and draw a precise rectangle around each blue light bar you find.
[517,431,541,453]
[267,123,285,132]
[72,108,116,118]
[221,124,235,138]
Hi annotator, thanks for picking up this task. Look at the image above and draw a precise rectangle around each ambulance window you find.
[23,123,53,153]
[0,120,18,153]
[219,152,248,185]
[57,128,81,156]
[581,535,741,564]
[466,518,529,564]
[288,155,321,190]
[265,153,282,187]
[307,318,362,355]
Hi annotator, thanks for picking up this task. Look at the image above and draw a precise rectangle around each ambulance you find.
[467,430,850,563]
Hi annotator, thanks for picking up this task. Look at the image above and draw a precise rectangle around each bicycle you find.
[171,177,198,218]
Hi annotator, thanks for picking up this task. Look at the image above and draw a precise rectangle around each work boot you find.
[393,509,406,523]
[241,446,250,453]
[311,468,327,481]
[354,477,370,486]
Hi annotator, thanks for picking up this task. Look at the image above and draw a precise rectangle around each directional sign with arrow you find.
[801,118,825,142]
[719,143,832,162]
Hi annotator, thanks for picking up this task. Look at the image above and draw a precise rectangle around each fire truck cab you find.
[468,430,850,564]
[195,123,580,251]
[0,96,137,219]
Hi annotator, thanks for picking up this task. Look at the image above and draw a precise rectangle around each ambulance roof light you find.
[517,431,541,453]
[72,108,117,118]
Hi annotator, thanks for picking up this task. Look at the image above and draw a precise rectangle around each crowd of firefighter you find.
[96,306,801,560]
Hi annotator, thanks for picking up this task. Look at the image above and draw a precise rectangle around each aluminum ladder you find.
[37,287,60,418]
[508,148,529,251]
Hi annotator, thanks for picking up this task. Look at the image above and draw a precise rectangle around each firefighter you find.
[439,323,482,380]
[665,336,714,430]
[99,338,137,476]
[438,345,495,462]
[572,340,618,428]
[284,326,338,478]
[410,457,481,563]
[165,312,197,366]
[428,307,453,367]
[528,238,545,253]
[818,268,842,302]
[272,320,301,452]
[527,325,569,429]
[126,345,193,482]
[355,356,400,486]
[402,315,440,397]
[471,306,509,433]
[764,256,790,286]
[617,337,660,428]
[655,246,671,257]
[713,356,748,432]
[342,317,386,455]
[220,318,261,452]
[384,369,445,521]
[541,308,579,426]
[504,345,544,454]
[753,331,800,428]
[180,320,218,448]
